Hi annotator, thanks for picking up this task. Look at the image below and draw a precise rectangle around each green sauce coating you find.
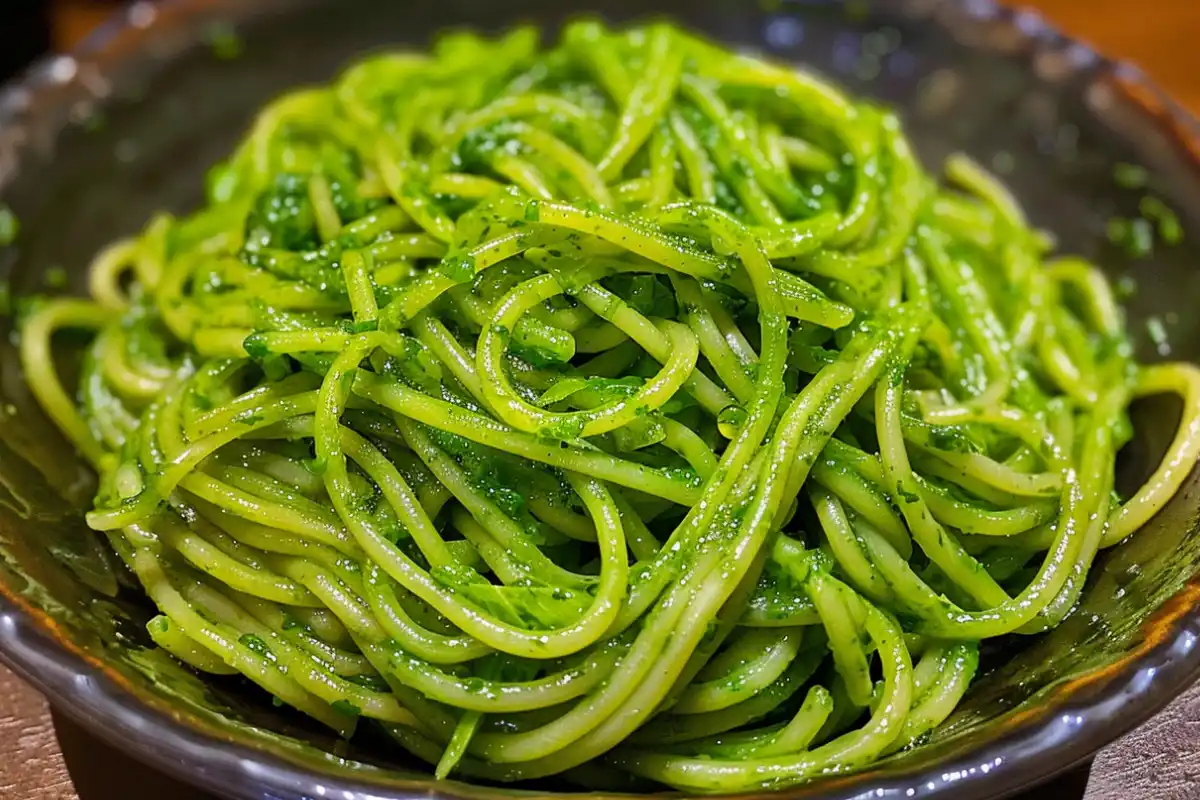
[16,20,1200,794]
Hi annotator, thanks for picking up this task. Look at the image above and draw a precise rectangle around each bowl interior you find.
[1,1,1200,798]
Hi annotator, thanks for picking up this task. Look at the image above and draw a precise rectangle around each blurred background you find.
[0,1,1197,800]
[0,1,1195,112]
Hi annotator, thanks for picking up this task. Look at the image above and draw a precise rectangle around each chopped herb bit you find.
[207,23,243,60]
[1140,196,1184,245]
[243,333,270,359]
[1107,216,1154,258]
[234,411,265,426]
[330,699,362,717]
[261,353,291,381]
[238,633,270,656]
[1113,162,1149,189]
[343,673,390,692]
[44,266,67,289]
[0,205,19,246]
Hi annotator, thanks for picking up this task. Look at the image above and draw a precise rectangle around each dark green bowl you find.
[1,1,1199,798]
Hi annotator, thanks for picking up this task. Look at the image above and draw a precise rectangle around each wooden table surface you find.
[3,1,1200,799]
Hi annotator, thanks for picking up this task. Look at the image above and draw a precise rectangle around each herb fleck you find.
[207,23,243,60]
[0,205,19,246]
[44,266,67,289]
[1140,196,1183,245]
[1113,162,1149,189]
[331,699,362,717]
[1107,216,1154,259]
[238,633,270,656]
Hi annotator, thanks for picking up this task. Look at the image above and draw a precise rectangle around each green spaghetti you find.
[16,21,1200,792]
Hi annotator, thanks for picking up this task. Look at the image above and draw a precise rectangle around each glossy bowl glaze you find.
[1,1,1199,798]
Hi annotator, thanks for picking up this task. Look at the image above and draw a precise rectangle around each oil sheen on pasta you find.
[18,21,1200,792]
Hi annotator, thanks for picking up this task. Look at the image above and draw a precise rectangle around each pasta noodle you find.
[16,21,1200,792]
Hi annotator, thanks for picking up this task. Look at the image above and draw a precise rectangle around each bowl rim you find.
[1,1,1199,799]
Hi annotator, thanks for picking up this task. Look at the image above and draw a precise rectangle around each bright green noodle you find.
[15,21,1200,793]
